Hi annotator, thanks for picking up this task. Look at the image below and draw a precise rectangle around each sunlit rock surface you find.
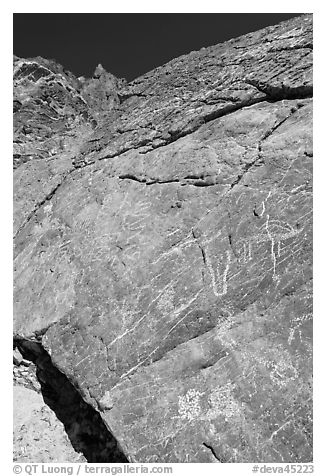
[13,385,86,463]
[14,14,312,463]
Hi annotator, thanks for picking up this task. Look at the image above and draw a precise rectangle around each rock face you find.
[13,56,123,169]
[13,340,127,462]
[13,15,313,463]
[14,385,86,463]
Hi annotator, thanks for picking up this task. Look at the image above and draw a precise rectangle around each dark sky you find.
[13,13,302,82]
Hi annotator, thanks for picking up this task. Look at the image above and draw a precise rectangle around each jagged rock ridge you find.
[14,14,312,463]
[13,56,125,169]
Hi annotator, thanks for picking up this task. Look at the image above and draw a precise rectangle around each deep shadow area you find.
[14,338,128,463]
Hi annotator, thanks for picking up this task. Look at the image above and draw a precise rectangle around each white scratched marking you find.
[258,190,272,217]
[119,291,202,379]
[265,214,277,280]
[205,250,232,298]
[151,237,197,265]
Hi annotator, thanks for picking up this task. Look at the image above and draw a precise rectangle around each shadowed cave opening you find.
[13,338,128,463]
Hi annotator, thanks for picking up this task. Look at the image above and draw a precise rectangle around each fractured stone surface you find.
[13,385,86,463]
[13,14,313,463]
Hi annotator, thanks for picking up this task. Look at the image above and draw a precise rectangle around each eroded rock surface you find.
[14,385,86,463]
[13,340,127,462]
[13,56,123,169]
[14,14,313,463]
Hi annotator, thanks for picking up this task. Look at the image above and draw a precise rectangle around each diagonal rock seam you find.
[105,272,312,389]
[14,87,312,241]
[118,101,308,191]
[13,337,129,463]
[245,79,312,101]
[230,101,306,189]
[203,442,223,462]
[76,83,313,166]
[13,170,72,240]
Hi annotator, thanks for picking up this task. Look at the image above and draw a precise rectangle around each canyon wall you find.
[13,14,313,463]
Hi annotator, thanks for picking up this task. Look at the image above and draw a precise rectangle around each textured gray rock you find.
[13,340,128,462]
[14,14,312,463]
[13,56,123,169]
[13,385,86,463]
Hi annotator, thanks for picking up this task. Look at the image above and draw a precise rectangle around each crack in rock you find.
[203,442,223,462]
[13,338,128,463]
[245,78,313,101]
[230,101,306,189]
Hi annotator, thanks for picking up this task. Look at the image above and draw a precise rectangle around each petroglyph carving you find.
[178,383,242,424]
[265,214,278,281]
[256,191,272,217]
[288,312,312,345]
[206,382,241,420]
[178,388,204,421]
[213,314,238,349]
[238,241,252,265]
[259,348,300,388]
[259,217,301,246]
[205,249,232,298]
[13,14,313,463]
[269,358,299,387]
[157,287,175,313]
[234,215,303,281]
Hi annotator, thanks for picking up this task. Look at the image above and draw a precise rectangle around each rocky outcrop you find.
[13,14,313,463]
[79,64,127,121]
[13,339,127,462]
[14,385,86,463]
[13,57,123,169]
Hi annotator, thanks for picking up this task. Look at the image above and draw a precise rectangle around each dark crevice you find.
[203,442,224,462]
[192,229,207,267]
[117,92,149,103]
[200,247,207,266]
[196,95,240,105]
[227,211,240,259]
[118,173,220,187]
[245,79,313,101]
[98,335,113,371]
[271,44,312,52]
[118,173,148,183]
[105,87,312,161]
[13,337,128,463]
